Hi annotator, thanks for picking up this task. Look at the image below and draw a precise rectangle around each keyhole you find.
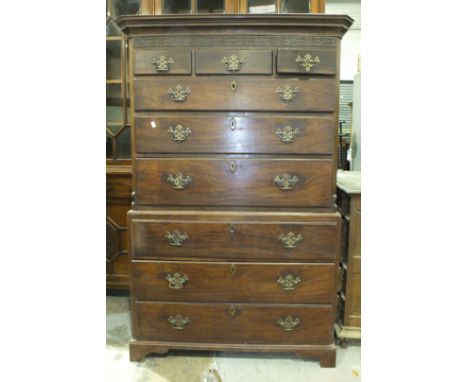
[230,264,236,275]
[229,161,237,173]
[229,305,237,317]
[229,225,235,239]
[230,81,237,92]
[229,118,236,131]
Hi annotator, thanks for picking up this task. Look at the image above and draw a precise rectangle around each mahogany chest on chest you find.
[117,14,353,367]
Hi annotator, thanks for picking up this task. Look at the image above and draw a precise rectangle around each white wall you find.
[326,0,361,80]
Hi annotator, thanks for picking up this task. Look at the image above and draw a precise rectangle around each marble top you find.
[337,170,361,194]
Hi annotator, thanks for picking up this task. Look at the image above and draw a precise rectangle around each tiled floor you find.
[107,296,361,382]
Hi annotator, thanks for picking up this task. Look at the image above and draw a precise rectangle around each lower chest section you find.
[129,210,340,345]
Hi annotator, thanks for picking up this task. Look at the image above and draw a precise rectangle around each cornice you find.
[116,14,354,38]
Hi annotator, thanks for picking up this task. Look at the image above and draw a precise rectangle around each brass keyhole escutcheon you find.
[229,161,237,173]
[229,225,235,239]
[229,305,237,317]
[229,118,236,131]
[230,264,236,275]
[230,81,237,92]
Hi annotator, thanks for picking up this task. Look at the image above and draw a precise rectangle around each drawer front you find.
[135,301,333,345]
[131,219,340,261]
[134,77,335,112]
[277,48,336,75]
[132,261,336,304]
[135,114,334,155]
[135,158,333,207]
[134,48,192,75]
[195,49,272,74]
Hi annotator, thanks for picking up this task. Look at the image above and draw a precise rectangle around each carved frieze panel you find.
[134,35,336,48]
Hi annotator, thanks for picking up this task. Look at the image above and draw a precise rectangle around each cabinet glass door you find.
[248,0,276,13]
[106,40,121,81]
[111,0,140,16]
[196,0,225,13]
[281,0,310,13]
[163,0,191,14]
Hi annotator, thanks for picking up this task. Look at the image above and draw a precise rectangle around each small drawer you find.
[130,211,341,261]
[277,48,336,75]
[195,49,272,75]
[134,77,336,112]
[132,261,336,304]
[135,157,333,207]
[135,301,333,345]
[134,48,192,75]
[134,114,334,155]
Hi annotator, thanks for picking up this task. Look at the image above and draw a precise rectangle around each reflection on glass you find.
[116,127,131,158]
[112,0,140,16]
[106,20,121,36]
[248,0,276,13]
[164,0,191,14]
[281,0,310,13]
[106,134,113,158]
[107,41,121,80]
[107,84,123,123]
[197,0,224,13]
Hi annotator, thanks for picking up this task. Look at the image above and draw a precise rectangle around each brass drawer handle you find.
[276,126,299,143]
[278,274,302,290]
[296,54,320,72]
[274,174,298,190]
[279,232,303,249]
[166,273,189,289]
[154,55,174,72]
[276,85,299,103]
[277,316,301,331]
[168,124,191,142]
[167,172,191,190]
[222,54,245,72]
[168,314,190,330]
[168,85,191,102]
[165,229,188,246]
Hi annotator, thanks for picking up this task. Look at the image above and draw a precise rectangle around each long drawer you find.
[134,77,335,112]
[132,261,336,304]
[134,301,333,345]
[135,158,333,207]
[130,216,340,261]
[135,114,334,155]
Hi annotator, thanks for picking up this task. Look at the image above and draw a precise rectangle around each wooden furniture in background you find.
[118,14,352,367]
[146,0,324,15]
[107,0,146,289]
[335,170,361,347]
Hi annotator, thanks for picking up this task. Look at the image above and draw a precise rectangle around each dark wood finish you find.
[277,48,336,75]
[134,76,336,112]
[134,300,333,345]
[134,48,192,75]
[195,49,273,74]
[118,14,353,367]
[335,179,361,345]
[135,157,333,207]
[130,213,340,261]
[129,340,335,367]
[106,165,132,289]
[135,114,334,155]
[343,195,361,326]
[132,261,336,303]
